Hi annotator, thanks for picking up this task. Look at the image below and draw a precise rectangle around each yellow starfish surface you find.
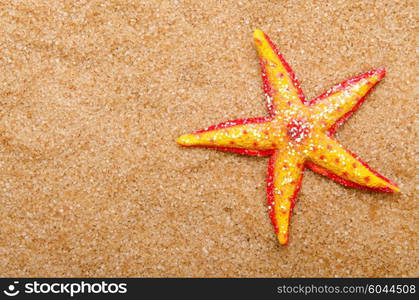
[177,29,399,245]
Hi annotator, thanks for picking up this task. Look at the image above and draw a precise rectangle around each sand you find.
[0,0,417,277]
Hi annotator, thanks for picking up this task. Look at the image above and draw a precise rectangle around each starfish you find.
[177,29,399,245]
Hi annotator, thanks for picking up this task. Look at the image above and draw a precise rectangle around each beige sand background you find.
[0,0,417,277]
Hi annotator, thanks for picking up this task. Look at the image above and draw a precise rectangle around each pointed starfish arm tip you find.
[278,234,289,245]
[253,28,264,40]
[176,134,194,146]
[373,67,386,77]
[388,184,400,193]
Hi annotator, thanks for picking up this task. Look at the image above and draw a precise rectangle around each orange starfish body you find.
[177,29,399,245]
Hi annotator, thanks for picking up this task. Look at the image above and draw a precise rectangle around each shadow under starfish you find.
[177,29,399,245]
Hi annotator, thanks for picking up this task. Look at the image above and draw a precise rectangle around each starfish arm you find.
[253,29,306,115]
[177,117,279,156]
[308,69,385,134]
[267,149,305,245]
[306,133,399,192]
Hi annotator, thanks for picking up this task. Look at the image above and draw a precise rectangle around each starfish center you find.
[286,119,311,143]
